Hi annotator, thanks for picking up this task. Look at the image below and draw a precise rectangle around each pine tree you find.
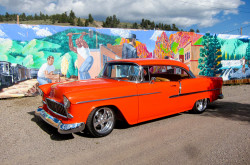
[0,15,3,22]
[189,29,195,32]
[5,12,10,21]
[77,17,83,26]
[150,21,155,30]
[132,22,138,29]
[52,18,56,24]
[20,13,26,21]
[88,14,94,24]
[69,10,76,20]
[85,19,89,26]
[172,24,179,31]
[69,17,75,25]
[102,15,120,28]
[58,12,68,23]
[198,33,222,76]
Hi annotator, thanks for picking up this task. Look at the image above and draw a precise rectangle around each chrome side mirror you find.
[150,77,156,84]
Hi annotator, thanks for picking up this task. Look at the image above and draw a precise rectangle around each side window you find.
[146,65,191,82]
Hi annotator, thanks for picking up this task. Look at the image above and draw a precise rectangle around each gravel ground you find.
[0,85,249,165]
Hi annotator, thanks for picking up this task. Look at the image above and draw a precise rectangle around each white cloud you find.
[217,34,249,39]
[18,32,26,37]
[0,0,246,28]
[35,27,52,37]
[0,29,7,37]
[243,21,250,25]
[20,24,52,37]
[0,38,11,43]
[20,24,33,29]
[150,30,164,41]
[110,29,131,38]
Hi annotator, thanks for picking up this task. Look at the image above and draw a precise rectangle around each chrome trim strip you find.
[138,92,161,96]
[35,108,85,134]
[179,81,182,95]
[76,92,161,104]
[76,94,137,104]
[169,88,221,98]
[45,98,73,119]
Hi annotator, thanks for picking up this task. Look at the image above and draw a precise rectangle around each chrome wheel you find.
[196,98,207,111]
[93,107,114,134]
[86,107,115,137]
[192,98,208,113]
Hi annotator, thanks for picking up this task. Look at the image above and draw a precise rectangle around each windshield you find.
[98,62,140,82]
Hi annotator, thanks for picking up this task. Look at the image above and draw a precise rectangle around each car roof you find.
[109,58,190,71]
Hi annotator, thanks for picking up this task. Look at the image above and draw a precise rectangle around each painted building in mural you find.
[0,23,250,90]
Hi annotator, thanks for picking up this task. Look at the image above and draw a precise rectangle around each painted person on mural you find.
[67,32,93,80]
[121,34,138,77]
[37,56,59,85]
[122,33,138,59]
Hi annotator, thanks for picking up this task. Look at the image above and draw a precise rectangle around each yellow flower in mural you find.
[61,56,69,76]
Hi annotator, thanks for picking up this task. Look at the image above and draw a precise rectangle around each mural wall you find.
[0,23,250,91]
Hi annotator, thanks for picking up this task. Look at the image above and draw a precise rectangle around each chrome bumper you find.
[35,107,85,134]
[218,94,224,99]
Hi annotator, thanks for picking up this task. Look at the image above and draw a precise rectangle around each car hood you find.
[48,78,135,102]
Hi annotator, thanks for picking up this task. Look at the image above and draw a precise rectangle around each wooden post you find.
[17,15,19,24]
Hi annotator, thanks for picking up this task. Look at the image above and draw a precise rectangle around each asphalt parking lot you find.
[0,85,249,165]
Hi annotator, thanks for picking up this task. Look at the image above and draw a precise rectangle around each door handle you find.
[170,85,176,87]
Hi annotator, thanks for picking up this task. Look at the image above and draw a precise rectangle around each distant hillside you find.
[1,19,134,29]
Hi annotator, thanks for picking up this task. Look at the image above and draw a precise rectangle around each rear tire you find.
[86,107,115,137]
[191,98,208,114]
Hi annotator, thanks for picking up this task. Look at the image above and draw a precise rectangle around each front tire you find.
[86,107,115,137]
[191,98,208,114]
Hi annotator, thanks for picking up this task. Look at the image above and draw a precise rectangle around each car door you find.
[136,66,179,123]
[179,78,210,110]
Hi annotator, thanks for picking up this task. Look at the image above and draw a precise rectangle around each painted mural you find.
[0,23,250,96]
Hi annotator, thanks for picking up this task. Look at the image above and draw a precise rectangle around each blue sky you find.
[0,0,249,35]
[185,0,250,35]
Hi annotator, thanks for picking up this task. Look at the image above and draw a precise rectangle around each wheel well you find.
[95,105,128,123]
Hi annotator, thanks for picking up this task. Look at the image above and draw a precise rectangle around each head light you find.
[63,96,71,109]
[38,88,44,97]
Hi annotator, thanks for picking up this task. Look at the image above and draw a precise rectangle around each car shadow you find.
[201,101,250,122]
[115,113,181,129]
[28,111,75,140]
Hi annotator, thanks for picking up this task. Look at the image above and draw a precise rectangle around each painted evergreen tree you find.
[198,33,222,76]
[246,40,250,61]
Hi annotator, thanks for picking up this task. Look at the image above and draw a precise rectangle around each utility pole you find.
[17,15,19,24]
[240,27,242,35]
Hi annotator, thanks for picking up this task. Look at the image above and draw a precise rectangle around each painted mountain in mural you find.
[154,32,171,59]
[169,31,203,49]
[154,31,202,59]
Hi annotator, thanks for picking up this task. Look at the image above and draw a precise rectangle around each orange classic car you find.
[35,59,223,137]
